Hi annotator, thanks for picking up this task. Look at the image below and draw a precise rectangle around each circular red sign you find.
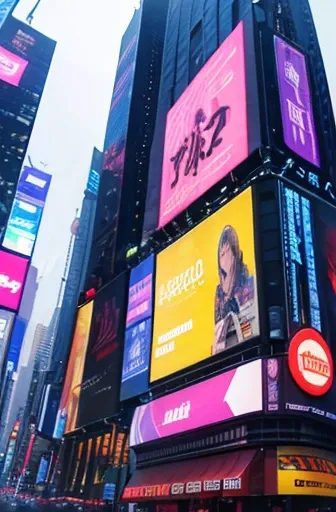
[288,328,334,396]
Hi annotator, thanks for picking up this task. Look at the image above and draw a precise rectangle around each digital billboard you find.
[274,36,320,168]
[0,250,29,311]
[53,301,93,438]
[87,168,100,196]
[120,255,154,401]
[0,45,28,86]
[76,272,128,429]
[151,187,259,382]
[3,199,43,256]
[0,308,14,370]
[38,384,62,438]
[5,315,26,374]
[264,357,336,424]
[277,446,336,497]
[159,21,251,228]
[130,359,262,446]
[16,166,51,206]
[0,0,17,29]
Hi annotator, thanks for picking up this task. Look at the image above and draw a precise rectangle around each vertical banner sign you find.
[274,36,320,168]
[120,255,154,400]
[159,21,249,228]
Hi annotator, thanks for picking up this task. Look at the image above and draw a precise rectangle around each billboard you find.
[3,199,43,256]
[0,308,14,370]
[277,446,336,497]
[16,166,51,206]
[130,359,262,446]
[120,255,154,401]
[0,250,29,311]
[38,385,62,438]
[0,0,17,29]
[159,21,251,228]
[151,188,259,382]
[87,168,100,196]
[274,36,320,168]
[76,272,128,429]
[264,357,336,424]
[53,301,93,438]
[0,45,28,86]
[5,315,26,374]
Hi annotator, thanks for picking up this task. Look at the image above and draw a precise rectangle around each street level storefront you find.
[121,446,336,511]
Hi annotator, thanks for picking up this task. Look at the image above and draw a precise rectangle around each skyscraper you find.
[0,15,56,236]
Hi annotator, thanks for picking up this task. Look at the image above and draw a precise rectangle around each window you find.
[189,21,204,82]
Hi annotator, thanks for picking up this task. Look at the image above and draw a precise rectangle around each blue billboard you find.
[38,384,62,438]
[35,456,49,485]
[5,316,27,374]
[0,0,17,29]
[16,166,51,206]
[120,255,154,401]
[3,199,43,256]
[87,168,100,195]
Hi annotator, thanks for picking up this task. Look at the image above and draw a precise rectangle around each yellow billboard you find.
[150,187,259,382]
[278,446,336,497]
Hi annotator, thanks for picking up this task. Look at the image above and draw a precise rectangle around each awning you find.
[122,449,263,501]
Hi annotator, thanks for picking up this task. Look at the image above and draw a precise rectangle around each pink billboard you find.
[159,21,249,228]
[0,46,28,87]
[0,250,29,311]
[130,359,262,446]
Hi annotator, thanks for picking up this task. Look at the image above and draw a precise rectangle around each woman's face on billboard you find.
[219,242,235,294]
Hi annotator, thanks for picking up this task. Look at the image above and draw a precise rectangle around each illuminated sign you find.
[277,446,336,496]
[16,166,51,206]
[151,188,259,382]
[130,359,262,446]
[275,36,320,168]
[0,250,29,311]
[87,168,100,195]
[0,45,28,86]
[3,199,43,256]
[0,0,17,29]
[121,255,154,400]
[159,21,252,228]
[288,329,334,397]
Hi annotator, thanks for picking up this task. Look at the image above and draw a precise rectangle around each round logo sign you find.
[288,329,334,396]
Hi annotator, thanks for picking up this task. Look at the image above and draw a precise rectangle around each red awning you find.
[122,449,263,501]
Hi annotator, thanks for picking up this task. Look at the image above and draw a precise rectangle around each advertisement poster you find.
[264,357,336,423]
[16,166,52,206]
[277,446,336,496]
[159,21,249,228]
[274,35,320,168]
[0,250,29,311]
[151,187,259,382]
[3,198,43,256]
[76,273,128,429]
[53,301,93,438]
[0,45,28,87]
[120,255,154,401]
[130,359,262,446]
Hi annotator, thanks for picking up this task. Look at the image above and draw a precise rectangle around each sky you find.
[12,0,137,365]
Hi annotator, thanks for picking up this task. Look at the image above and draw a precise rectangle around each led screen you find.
[16,166,51,206]
[0,45,28,86]
[0,250,29,311]
[38,385,62,438]
[120,255,154,401]
[130,359,262,446]
[5,316,26,374]
[0,0,17,29]
[274,35,320,168]
[53,301,93,438]
[35,456,49,485]
[87,168,100,195]
[76,272,128,429]
[151,187,259,382]
[159,21,250,228]
[3,199,43,256]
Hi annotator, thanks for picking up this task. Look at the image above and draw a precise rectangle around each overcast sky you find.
[13,0,137,365]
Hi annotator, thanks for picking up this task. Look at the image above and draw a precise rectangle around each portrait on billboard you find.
[151,187,259,382]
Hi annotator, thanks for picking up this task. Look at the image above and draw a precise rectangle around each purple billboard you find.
[16,166,52,206]
[274,35,320,168]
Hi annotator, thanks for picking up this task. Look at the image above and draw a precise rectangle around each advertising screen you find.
[0,308,14,370]
[35,456,49,485]
[53,301,93,438]
[76,272,128,428]
[159,21,250,228]
[0,45,28,86]
[0,250,29,311]
[130,359,262,446]
[5,316,26,374]
[87,168,100,196]
[151,187,259,382]
[274,35,320,168]
[38,384,62,438]
[264,357,336,424]
[16,166,51,206]
[277,446,336,497]
[0,0,17,29]
[120,255,154,401]
[3,199,43,256]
